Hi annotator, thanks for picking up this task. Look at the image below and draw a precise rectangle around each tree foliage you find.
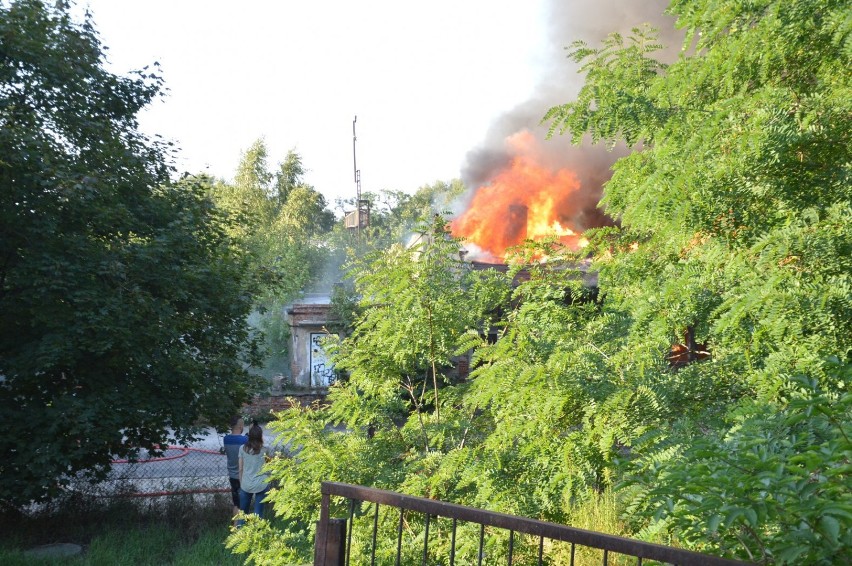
[227,1,850,563]
[208,139,337,378]
[0,0,261,505]
[624,363,852,564]
[212,139,336,301]
[275,148,305,205]
[542,0,851,562]
[323,180,470,333]
[332,180,467,252]
[228,217,517,562]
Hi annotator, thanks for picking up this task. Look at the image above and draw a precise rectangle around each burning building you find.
[448,0,680,261]
[450,130,606,261]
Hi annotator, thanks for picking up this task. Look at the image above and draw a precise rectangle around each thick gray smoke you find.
[458,0,680,231]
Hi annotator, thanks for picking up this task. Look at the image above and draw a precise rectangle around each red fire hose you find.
[111,445,223,464]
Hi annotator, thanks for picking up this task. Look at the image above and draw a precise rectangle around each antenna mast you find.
[353,116,361,209]
[344,115,369,236]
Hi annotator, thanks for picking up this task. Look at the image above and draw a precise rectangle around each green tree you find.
[279,185,335,238]
[331,216,503,429]
[371,180,466,240]
[626,363,851,564]
[218,139,336,299]
[329,180,467,260]
[228,215,512,563]
[321,180,468,336]
[211,141,283,289]
[274,148,305,205]
[210,141,338,379]
[0,0,260,505]
[229,1,849,562]
[544,0,851,562]
[234,138,273,198]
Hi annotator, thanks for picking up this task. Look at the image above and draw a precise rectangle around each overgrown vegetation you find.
[229,1,851,564]
[2,0,848,564]
[209,140,338,380]
[0,494,242,565]
[209,141,469,380]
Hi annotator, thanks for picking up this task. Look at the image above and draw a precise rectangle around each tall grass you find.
[0,493,242,565]
[544,488,635,566]
[567,487,628,535]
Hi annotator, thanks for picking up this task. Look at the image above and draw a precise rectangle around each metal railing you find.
[314,482,750,566]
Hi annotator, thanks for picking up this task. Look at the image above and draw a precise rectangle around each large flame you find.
[451,131,589,261]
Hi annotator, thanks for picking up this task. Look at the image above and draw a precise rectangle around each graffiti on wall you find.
[309,333,337,388]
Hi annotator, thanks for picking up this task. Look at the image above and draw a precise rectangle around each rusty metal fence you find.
[315,482,751,566]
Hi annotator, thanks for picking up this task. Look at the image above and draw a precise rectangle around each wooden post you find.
[314,515,346,566]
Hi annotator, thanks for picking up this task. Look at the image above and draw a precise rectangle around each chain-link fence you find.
[98,444,231,497]
[62,428,290,499]
[72,430,263,498]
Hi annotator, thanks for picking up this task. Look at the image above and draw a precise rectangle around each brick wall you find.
[242,393,327,418]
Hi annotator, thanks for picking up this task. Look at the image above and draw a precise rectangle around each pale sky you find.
[78,1,554,206]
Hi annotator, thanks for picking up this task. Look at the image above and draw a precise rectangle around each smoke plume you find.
[453,0,680,260]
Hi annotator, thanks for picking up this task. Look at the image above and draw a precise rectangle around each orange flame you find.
[451,131,588,261]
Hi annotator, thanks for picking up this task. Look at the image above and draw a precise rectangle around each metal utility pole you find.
[353,116,361,231]
[345,115,369,236]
